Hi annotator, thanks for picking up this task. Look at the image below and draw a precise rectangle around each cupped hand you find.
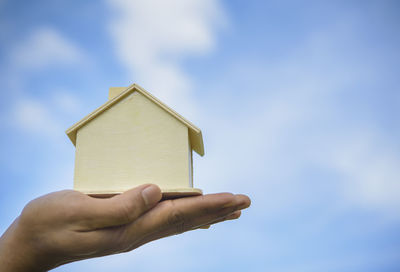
[0,184,250,271]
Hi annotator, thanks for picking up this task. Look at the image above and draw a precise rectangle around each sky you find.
[0,0,400,271]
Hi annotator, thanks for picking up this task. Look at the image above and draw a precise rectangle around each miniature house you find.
[66,84,204,198]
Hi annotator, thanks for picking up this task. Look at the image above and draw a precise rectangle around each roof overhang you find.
[65,83,204,156]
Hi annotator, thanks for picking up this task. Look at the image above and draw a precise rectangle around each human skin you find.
[0,184,251,271]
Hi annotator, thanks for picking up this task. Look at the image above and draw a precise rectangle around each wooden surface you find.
[66,83,204,156]
[73,91,192,193]
[109,87,128,100]
[160,188,203,199]
[87,188,203,199]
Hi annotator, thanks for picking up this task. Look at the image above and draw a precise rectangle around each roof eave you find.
[65,83,205,155]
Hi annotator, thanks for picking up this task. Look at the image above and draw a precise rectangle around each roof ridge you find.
[65,83,204,156]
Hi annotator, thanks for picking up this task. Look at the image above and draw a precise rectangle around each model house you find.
[66,84,204,198]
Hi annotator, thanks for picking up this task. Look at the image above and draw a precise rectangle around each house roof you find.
[65,83,204,156]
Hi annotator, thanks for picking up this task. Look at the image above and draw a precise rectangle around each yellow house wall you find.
[73,91,191,193]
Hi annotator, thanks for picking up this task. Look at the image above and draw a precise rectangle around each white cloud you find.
[51,91,83,116]
[10,27,84,71]
[328,132,400,212]
[9,91,83,140]
[107,0,226,116]
[11,98,62,137]
[4,27,86,139]
[195,19,400,215]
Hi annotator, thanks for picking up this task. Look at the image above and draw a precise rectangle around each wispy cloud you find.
[51,90,83,116]
[329,131,400,212]
[11,98,62,136]
[196,18,400,215]
[107,0,226,115]
[10,27,84,71]
[9,91,83,139]
[4,27,85,139]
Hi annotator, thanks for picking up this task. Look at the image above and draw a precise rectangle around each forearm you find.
[0,218,47,272]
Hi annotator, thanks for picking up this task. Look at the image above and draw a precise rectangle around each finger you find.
[199,225,210,229]
[197,210,242,229]
[127,209,244,251]
[76,184,162,230]
[122,193,251,249]
[92,211,240,255]
[80,202,243,255]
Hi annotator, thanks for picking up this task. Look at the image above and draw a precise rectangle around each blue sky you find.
[1,0,400,271]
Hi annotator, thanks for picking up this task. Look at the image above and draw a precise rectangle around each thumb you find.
[79,184,162,229]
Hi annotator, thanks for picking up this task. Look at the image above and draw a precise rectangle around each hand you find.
[0,184,251,271]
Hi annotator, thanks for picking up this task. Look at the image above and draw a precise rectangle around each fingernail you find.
[199,225,211,229]
[142,185,161,206]
[226,210,241,220]
[237,202,250,210]
[236,195,251,210]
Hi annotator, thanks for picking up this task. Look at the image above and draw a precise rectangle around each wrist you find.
[0,218,49,272]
